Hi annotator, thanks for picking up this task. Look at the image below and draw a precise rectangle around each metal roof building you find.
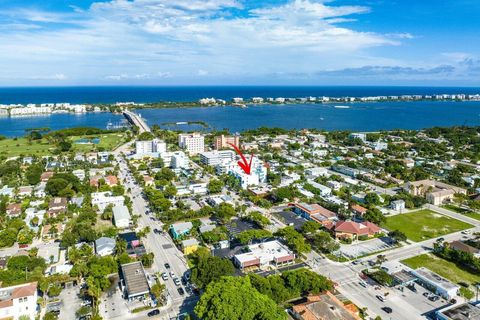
[120,261,150,301]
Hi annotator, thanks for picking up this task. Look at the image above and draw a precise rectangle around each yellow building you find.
[181,239,200,255]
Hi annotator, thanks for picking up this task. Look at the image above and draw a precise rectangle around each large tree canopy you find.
[194,276,287,320]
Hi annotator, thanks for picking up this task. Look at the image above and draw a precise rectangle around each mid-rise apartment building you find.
[178,133,204,155]
[214,135,240,150]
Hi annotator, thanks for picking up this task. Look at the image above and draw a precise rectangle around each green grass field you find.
[441,204,470,214]
[0,133,126,157]
[402,253,480,285]
[383,209,473,242]
[465,212,480,221]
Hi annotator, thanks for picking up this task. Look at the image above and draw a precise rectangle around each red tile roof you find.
[334,221,381,236]
[351,204,368,214]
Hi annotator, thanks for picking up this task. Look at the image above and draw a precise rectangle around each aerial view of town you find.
[0,1,479,320]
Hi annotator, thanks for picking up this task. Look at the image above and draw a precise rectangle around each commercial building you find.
[120,262,150,301]
[112,205,131,229]
[291,203,337,225]
[214,134,240,150]
[290,292,361,320]
[178,133,205,155]
[333,221,382,240]
[200,150,235,166]
[233,240,295,270]
[410,267,459,299]
[0,282,38,320]
[435,302,480,320]
[404,180,467,205]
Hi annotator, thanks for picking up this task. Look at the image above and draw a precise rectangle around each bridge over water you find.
[122,110,151,133]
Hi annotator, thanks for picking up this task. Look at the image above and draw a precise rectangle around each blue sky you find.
[0,0,479,86]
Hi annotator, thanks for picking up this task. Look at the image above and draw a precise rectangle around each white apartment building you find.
[160,151,189,169]
[135,139,166,157]
[199,97,216,104]
[10,106,52,115]
[200,150,235,166]
[171,151,189,169]
[178,133,204,155]
[91,192,125,212]
[0,282,38,320]
[228,157,267,189]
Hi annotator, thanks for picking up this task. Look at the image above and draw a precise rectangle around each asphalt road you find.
[116,154,198,319]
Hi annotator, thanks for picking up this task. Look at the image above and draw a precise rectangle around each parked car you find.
[170,271,176,278]
[381,307,393,314]
[423,292,431,297]
[147,309,160,317]
[177,287,185,295]
[161,272,168,281]
[164,263,171,269]
[429,295,440,302]
[173,278,181,286]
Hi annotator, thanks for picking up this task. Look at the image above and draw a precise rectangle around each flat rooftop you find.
[121,261,149,297]
[412,267,460,291]
[234,240,294,264]
[438,302,480,320]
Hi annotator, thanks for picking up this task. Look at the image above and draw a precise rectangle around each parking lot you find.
[273,210,306,230]
[99,276,131,319]
[340,237,396,259]
[225,218,259,236]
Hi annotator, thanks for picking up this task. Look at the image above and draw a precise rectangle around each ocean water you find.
[0,86,480,137]
[0,86,479,104]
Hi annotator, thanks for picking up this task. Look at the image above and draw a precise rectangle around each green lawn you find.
[442,204,480,221]
[383,209,473,242]
[465,212,480,221]
[402,253,480,285]
[441,204,470,214]
[72,133,126,152]
[0,133,126,157]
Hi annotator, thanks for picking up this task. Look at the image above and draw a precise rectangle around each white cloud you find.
[0,0,415,84]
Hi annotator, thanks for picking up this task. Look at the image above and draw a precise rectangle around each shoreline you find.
[2,97,480,117]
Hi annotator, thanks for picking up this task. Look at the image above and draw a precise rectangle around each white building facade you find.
[178,133,204,155]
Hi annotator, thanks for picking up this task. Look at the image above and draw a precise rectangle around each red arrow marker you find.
[227,142,253,175]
